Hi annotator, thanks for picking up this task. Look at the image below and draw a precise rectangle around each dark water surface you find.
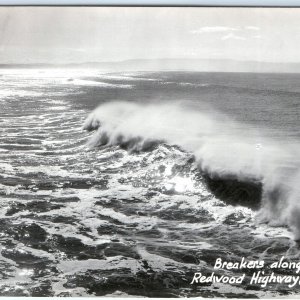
[0,69,300,297]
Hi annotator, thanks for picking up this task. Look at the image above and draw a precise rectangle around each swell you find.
[83,101,300,239]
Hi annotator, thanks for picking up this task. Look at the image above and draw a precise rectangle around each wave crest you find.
[84,101,300,239]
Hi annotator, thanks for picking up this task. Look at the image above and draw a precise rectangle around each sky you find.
[0,7,299,64]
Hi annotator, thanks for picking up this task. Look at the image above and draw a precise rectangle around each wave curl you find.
[84,101,300,239]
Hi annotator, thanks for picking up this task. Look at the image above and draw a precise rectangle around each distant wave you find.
[83,101,300,239]
[160,81,210,87]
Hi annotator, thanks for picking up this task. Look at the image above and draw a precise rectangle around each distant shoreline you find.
[1,58,300,73]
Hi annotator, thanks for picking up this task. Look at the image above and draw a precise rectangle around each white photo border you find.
[0,0,300,6]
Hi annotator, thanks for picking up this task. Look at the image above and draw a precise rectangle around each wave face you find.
[84,101,300,238]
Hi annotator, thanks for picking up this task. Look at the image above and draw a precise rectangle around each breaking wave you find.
[84,101,300,239]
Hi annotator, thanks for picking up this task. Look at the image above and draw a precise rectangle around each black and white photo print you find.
[0,6,300,298]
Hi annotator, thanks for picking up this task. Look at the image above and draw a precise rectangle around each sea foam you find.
[84,101,300,239]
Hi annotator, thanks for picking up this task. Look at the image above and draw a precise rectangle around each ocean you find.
[0,69,300,297]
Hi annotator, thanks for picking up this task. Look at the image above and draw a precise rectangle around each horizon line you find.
[1,58,300,65]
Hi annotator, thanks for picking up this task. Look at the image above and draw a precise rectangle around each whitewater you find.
[0,69,300,297]
[84,101,300,237]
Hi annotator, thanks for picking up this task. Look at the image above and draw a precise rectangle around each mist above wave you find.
[84,101,300,239]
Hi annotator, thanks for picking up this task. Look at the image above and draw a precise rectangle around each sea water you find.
[0,69,299,297]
